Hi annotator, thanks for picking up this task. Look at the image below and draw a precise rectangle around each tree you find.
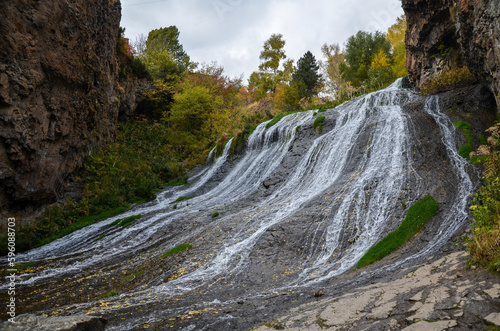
[386,15,407,78]
[292,51,322,98]
[143,26,192,81]
[250,34,293,96]
[340,31,392,89]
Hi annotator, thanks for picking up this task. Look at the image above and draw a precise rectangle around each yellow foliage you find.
[371,49,390,68]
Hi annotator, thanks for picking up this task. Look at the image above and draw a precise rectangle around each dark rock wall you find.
[457,0,500,109]
[0,0,133,215]
[403,0,500,109]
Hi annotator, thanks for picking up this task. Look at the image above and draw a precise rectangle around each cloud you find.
[120,0,404,81]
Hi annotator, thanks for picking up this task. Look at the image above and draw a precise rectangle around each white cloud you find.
[120,0,404,81]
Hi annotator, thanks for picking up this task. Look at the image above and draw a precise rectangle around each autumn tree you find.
[292,51,322,98]
[386,15,407,78]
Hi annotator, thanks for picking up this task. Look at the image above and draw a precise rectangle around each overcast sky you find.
[120,0,404,82]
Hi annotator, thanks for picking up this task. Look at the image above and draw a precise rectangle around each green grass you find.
[95,234,107,241]
[109,214,142,227]
[211,212,220,218]
[454,121,474,159]
[100,290,117,299]
[266,111,302,129]
[161,244,193,258]
[313,116,326,133]
[356,195,438,269]
[124,270,144,281]
[170,196,192,204]
[35,206,129,248]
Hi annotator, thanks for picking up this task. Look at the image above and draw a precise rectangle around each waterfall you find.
[4,80,478,328]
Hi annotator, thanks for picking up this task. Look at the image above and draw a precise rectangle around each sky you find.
[120,0,404,82]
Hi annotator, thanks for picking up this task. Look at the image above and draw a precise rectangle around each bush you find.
[467,124,500,272]
[356,195,438,268]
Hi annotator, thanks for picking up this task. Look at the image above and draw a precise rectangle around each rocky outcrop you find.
[0,0,143,216]
[403,0,464,87]
[0,314,106,331]
[457,0,500,108]
[403,0,500,109]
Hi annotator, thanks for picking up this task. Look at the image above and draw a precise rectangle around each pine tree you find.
[292,51,322,98]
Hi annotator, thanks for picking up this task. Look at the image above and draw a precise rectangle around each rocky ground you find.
[254,250,500,331]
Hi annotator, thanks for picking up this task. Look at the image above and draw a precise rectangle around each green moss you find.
[313,116,326,133]
[124,270,144,281]
[100,290,117,299]
[109,214,142,227]
[356,195,438,269]
[170,196,192,204]
[95,234,107,241]
[161,244,192,258]
[454,121,474,159]
[211,212,220,218]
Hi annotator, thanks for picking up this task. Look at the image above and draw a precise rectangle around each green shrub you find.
[161,244,192,258]
[313,116,326,133]
[211,212,220,218]
[124,270,144,281]
[356,195,438,268]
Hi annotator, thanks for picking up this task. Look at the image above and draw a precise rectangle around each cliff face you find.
[0,0,136,215]
[403,0,500,109]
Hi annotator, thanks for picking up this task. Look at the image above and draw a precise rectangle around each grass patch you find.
[161,244,193,258]
[34,206,129,248]
[95,234,107,241]
[100,290,117,299]
[109,214,142,227]
[170,196,192,204]
[313,116,326,133]
[211,212,220,218]
[356,195,438,269]
[124,270,144,281]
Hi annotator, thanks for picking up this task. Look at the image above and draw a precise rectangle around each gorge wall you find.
[403,0,500,109]
[0,0,143,217]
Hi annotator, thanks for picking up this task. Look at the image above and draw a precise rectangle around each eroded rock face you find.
[0,0,140,215]
[457,0,500,108]
[403,0,500,108]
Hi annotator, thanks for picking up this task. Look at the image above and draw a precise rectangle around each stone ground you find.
[255,251,500,330]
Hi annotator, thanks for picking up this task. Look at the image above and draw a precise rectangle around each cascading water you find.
[1,79,478,330]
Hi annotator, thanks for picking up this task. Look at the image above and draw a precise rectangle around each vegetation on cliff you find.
[467,121,500,272]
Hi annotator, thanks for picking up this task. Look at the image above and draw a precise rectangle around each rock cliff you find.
[403,0,500,109]
[0,0,142,217]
